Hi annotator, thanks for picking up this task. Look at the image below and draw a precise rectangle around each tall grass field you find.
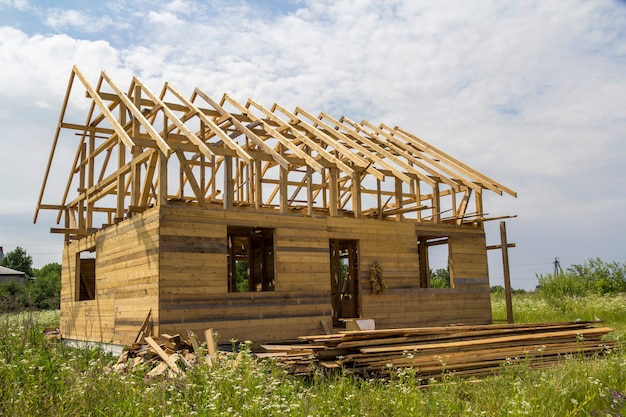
[1,292,625,416]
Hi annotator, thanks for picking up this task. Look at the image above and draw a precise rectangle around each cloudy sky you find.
[1,0,625,289]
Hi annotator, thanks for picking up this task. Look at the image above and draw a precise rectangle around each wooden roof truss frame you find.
[34,67,516,242]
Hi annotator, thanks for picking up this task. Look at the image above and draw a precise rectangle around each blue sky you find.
[1,0,625,290]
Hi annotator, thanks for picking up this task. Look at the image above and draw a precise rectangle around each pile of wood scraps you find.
[258,322,619,378]
[110,329,219,378]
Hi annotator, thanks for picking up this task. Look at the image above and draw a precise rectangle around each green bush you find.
[0,263,61,312]
[567,257,626,295]
[0,281,29,312]
[537,258,626,309]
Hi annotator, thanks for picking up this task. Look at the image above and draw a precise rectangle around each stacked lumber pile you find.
[258,322,618,378]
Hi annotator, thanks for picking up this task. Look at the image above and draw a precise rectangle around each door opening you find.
[329,239,359,327]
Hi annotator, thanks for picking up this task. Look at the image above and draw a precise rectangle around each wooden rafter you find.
[34,68,516,242]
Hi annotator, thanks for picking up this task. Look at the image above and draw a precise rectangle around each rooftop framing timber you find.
[35,66,516,242]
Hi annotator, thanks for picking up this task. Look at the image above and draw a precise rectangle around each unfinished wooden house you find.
[35,66,516,346]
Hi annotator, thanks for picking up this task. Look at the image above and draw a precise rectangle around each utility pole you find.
[553,257,563,275]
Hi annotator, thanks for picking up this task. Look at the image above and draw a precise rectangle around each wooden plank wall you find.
[158,206,333,343]
[157,206,492,343]
[60,204,492,345]
[327,219,490,329]
[59,208,160,345]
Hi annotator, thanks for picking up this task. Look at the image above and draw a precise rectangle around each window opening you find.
[417,236,452,288]
[76,248,96,301]
[228,227,275,292]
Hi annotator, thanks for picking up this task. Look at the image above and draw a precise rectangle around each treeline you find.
[0,247,61,313]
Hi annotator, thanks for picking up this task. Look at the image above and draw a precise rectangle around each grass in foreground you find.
[1,294,625,416]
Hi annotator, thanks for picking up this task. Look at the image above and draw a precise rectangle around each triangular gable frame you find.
[35,66,516,241]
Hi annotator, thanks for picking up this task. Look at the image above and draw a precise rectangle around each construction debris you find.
[110,330,220,378]
[104,322,618,380]
[257,322,619,378]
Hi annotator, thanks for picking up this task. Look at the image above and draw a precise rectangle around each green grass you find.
[1,294,625,416]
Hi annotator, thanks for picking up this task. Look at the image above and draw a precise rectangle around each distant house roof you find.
[0,266,27,284]
[0,266,26,276]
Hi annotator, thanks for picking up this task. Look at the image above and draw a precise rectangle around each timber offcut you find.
[35,66,517,347]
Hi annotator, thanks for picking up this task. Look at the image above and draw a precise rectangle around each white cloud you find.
[0,0,625,280]
[0,0,31,11]
[44,8,123,33]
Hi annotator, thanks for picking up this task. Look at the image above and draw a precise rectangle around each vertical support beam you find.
[116,103,127,222]
[78,142,86,231]
[475,188,484,222]
[254,159,262,210]
[64,210,70,245]
[500,221,514,324]
[223,156,233,210]
[352,171,362,219]
[417,238,429,288]
[157,150,168,206]
[87,130,95,229]
[178,153,185,199]
[246,160,252,205]
[199,155,206,197]
[131,84,142,207]
[116,139,125,223]
[376,179,382,220]
[451,188,457,219]
[279,166,289,214]
[328,167,338,217]
[432,183,441,223]
[416,180,422,221]
[394,178,403,221]
[210,155,216,201]
[307,165,314,217]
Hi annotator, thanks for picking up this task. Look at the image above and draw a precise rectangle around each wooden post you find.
[352,171,361,218]
[432,183,440,223]
[307,165,313,217]
[78,142,86,231]
[157,150,168,207]
[279,166,288,214]
[329,167,338,217]
[394,178,403,221]
[116,139,125,223]
[500,221,514,324]
[223,156,233,210]
[254,159,262,210]
[487,221,516,324]
[87,129,95,229]
[376,179,382,220]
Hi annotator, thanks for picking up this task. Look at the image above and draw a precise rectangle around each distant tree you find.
[0,247,33,277]
[30,263,62,309]
[490,285,505,294]
[235,261,249,292]
[430,267,451,288]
